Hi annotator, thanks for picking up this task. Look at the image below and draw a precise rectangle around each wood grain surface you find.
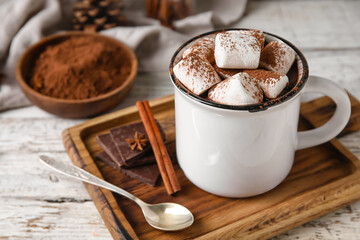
[62,93,360,240]
[1,1,360,239]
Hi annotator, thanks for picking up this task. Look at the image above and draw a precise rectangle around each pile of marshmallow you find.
[173,30,296,105]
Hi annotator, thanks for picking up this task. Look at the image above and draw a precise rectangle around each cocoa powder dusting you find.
[260,41,287,70]
[247,30,265,48]
[213,63,242,79]
[240,74,263,103]
[244,69,281,83]
[188,37,215,63]
[30,36,132,100]
[185,53,217,84]
[260,41,278,68]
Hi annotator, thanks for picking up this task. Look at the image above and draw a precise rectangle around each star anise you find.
[125,131,149,151]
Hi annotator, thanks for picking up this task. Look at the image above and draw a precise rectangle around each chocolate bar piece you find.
[96,133,124,168]
[120,163,159,187]
[96,132,156,168]
[96,151,121,171]
[96,151,160,186]
[110,121,166,167]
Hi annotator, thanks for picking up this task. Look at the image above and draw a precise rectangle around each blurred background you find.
[1,0,359,239]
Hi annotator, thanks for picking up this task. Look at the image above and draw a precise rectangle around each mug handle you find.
[297,75,351,150]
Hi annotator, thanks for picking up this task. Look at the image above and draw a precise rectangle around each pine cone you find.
[72,0,127,32]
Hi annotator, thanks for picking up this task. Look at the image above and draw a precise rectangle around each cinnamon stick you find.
[146,0,152,17]
[136,101,174,195]
[146,0,160,19]
[158,0,172,27]
[143,101,181,193]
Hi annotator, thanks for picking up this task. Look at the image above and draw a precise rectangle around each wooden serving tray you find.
[63,93,360,240]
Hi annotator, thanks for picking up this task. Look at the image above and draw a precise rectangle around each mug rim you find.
[169,28,309,112]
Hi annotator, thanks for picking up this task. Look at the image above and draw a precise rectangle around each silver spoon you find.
[39,155,194,231]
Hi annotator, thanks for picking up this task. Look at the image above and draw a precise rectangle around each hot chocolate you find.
[172,29,300,107]
[169,29,351,198]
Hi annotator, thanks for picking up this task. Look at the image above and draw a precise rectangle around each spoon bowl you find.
[142,203,194,231]
[39,155,194,231]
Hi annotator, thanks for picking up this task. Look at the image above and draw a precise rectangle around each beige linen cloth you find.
[0,0,247,112]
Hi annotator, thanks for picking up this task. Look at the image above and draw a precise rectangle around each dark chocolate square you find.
[96,151,121,171]
[96,151,159,186]
[110,121,166,167]
[96,133,124,168]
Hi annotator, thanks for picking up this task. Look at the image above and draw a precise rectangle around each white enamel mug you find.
[169,29,351,198]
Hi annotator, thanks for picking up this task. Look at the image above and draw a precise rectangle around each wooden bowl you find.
[16,31,138,118]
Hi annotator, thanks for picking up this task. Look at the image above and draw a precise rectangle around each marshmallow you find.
[244,69,289,98]
[183,37,215,63]
[212,63,242,79]
[174,53,221,95]
[238,29,265,49]
[208,73,263,105]
[259,41,295,74]
[215,31,261,69]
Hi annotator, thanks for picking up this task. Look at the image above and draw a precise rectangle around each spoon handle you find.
[39,155,141,204]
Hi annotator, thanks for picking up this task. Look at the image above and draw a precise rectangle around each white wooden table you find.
[1,0,360,239]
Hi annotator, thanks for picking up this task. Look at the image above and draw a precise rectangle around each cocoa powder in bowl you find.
[29,35,132,100]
